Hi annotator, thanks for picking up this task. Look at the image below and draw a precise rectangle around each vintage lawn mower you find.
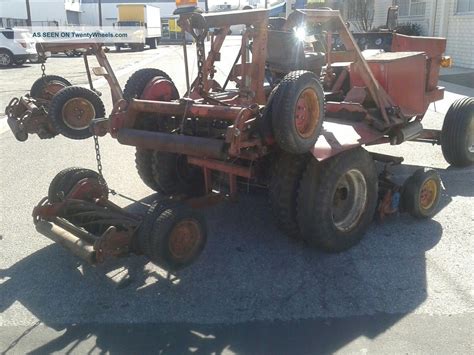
[22,7,474,270]
[5,43,119,141]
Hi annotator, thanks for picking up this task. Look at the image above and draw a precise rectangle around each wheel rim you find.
[294,88,320,138]
[419,179,438,210]
[332,169,368,232]
[168,219,202,260]
[61,98,96,130]
[0,53,11,66]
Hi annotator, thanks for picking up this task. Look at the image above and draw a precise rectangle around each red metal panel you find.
[311,120,384,161]
[350,52,427,116]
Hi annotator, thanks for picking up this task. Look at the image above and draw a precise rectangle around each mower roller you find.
[5,43,118,141]
[7,7,473,271]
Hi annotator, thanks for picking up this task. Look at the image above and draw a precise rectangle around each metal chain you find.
[40,61,46,78]
[93,134,103,179]
[196,38,206,94]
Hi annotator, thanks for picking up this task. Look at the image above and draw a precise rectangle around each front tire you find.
[0,49,13,67]
[297,148,378,252]
[441,97,474,167]
[269,152,310,240]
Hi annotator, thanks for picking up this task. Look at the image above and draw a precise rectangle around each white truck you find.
[115,4,162,52]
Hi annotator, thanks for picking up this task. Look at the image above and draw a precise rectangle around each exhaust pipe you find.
[117,129,226,160]
[35,220,96,264]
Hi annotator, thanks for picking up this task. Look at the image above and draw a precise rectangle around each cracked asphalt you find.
[0,39,473,354]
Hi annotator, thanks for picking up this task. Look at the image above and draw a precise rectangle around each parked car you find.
[0,28,38,67]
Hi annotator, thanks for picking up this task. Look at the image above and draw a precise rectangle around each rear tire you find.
[269,152,310,240]
[271,71,324,154]
[441,97,474,167]
[48,86,105,140]
[297,148,378,252]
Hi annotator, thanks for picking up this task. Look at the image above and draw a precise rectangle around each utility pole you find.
[98,0,103,27]
[25,0,32,26]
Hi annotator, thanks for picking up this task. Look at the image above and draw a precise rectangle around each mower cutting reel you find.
[5,43,117,141]
[34,167,207,269]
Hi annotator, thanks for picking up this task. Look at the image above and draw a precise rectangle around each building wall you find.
[372,0,474,69]
[438,0,474,69]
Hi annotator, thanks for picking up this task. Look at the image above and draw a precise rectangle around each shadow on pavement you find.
[1,163,463,353]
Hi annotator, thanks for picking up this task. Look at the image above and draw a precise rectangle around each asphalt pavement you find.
[0,42,473,354]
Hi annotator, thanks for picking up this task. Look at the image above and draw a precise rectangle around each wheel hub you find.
[332,169,368,232]
[61,97,96,130]
[419,179,438,210]
[0,53,11,66]
[295,88,320,138]
[168,219,202,260]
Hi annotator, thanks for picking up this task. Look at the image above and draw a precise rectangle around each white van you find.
[0,28,38,67]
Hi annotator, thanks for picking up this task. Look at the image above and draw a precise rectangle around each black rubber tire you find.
[0,49,14,67]
[151,152,204,196]
[441,97,474,167]
[123,68,183,193]
[146,204,207,271]
[30,75,72,100]
[297,148,378,252]
[401,168,441,219]
[123,68,174,100]
[269,152,311,240]
[147,37,157,49]
[48,167,106,202]
[48,86,105,140]
[271,70,324,154]
[136,198,176,257]
[131,43,145,52]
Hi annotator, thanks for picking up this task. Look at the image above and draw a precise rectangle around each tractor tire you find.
[441,97,474,167]
[123,68,183,193]
[48,167,107,202]
[136,199,175,257]
[271,70,324,154]
[30,75,72,100]
[297,148,378,252]
[401,168,441,219]
[0,49,14,67]
[123,68,174,100]
[145,204,207,271]
[48,86,105,140]
[151,152,204,196]
[269,152,311,240]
